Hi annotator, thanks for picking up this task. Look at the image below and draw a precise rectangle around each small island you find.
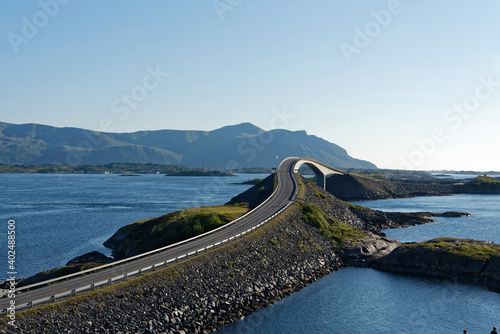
[166,170,234,177]
[371,238,500,292]
[233,178,263,185]
[453,175,500,194]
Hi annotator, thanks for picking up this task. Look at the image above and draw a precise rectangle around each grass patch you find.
[405,238,500,261]
[299,202,367,248]
[343,201,369,211]
[257,186,266,196]
[469,176,500,187]
[107,205,248,256]
[314,192,327,199]
[458,176,500,193]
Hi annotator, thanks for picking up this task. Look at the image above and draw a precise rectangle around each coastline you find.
[2,176,499,333]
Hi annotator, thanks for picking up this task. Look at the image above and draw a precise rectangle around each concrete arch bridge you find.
[291,157,346,190]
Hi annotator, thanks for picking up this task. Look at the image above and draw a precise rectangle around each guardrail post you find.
[50,295,55,303]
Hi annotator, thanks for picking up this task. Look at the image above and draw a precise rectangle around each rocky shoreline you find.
[370,238,500,293]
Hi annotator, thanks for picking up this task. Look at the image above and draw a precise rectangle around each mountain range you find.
[0,122,376,169]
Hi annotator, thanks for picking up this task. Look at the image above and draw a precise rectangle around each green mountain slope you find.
[0,122,377,169]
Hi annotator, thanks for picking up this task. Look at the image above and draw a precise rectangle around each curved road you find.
[1,157,301,312]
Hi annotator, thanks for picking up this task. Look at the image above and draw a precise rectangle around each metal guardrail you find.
[2,159,293,314]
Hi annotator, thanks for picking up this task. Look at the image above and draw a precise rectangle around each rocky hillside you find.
[371,238,500,292]
[326,173,452,201]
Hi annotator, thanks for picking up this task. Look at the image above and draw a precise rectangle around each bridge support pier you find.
[316,173,326,190]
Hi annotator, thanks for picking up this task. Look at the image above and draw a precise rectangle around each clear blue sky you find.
[1,1,499,171]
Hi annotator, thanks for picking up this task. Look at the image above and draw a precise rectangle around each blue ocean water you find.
[0,173,265,281]
[357,194,500,244]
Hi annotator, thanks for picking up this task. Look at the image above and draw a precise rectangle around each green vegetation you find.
[166,170,234,176]
[463,176,500,192]
[238,178,263,185]
[404,238,500,262]
[299,202,367,248]
[314,192,327,199]
[257,186,267,196]
[471,175,500,185]
[109,205,248,256]
[343,201,370,211]
[300,202,329,229]
[232,167,274,174]
[453,176,500,194]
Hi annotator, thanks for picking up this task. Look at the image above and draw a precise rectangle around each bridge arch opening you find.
[292,158,345,190]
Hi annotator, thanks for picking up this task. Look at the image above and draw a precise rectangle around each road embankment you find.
[2,202,344,333]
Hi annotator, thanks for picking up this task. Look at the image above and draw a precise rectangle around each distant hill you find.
[453,176,500,194]
[166,170,234,177]
[0,122,377,169]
